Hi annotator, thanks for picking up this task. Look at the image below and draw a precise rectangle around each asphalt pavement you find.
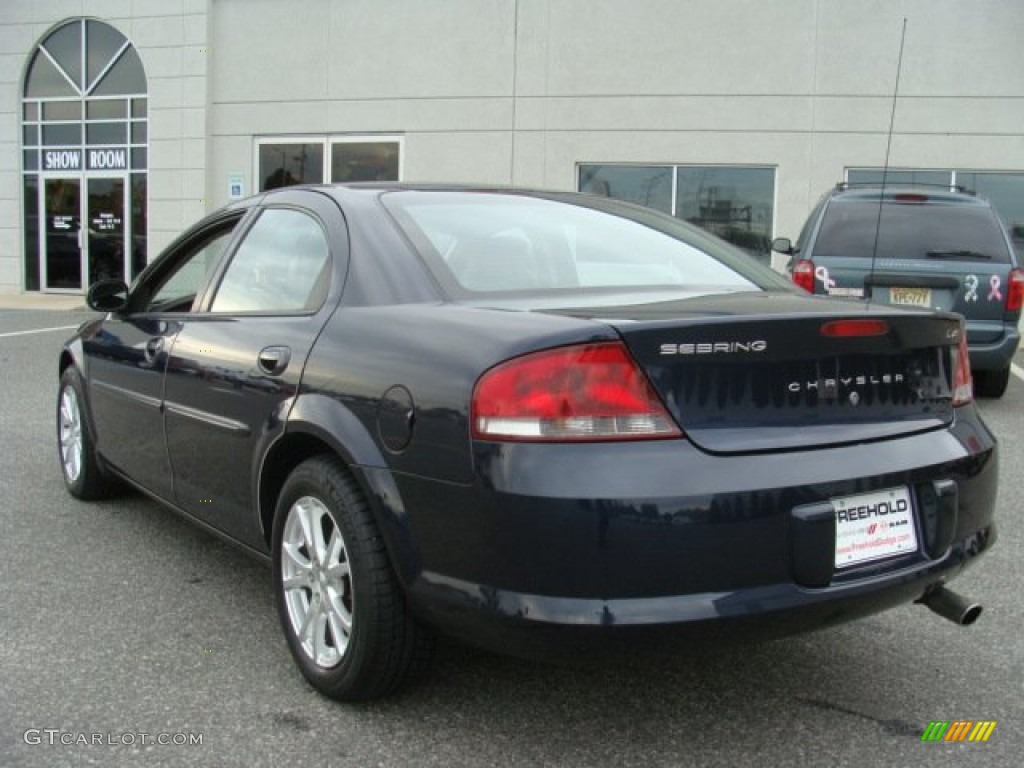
[0,305,1021,767]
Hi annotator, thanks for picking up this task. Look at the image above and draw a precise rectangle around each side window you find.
[795,201,824,253]
[146,226,236,312]
[210,208,330,314]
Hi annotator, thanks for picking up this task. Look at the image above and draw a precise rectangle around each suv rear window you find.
[813,200,1012,263]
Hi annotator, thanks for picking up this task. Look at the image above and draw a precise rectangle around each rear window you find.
[381,191,791,298]
[813,199,1012,263]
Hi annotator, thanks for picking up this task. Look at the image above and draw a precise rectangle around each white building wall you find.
[206,0,519,203]
[133,0,210,259]
[1,0,1022,292]
[0,5,52,294]
[507,0,1024,238]
[206,0,1024,242]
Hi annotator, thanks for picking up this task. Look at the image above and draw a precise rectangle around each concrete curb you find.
[0,293,88,311]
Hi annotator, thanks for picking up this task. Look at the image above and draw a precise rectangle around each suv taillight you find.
[792,259,815,293]
[952,326,973,407]
[471,342,681,441]
[1006,268,1024,312]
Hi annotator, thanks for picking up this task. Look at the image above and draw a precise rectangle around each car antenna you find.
[868,17,908,306]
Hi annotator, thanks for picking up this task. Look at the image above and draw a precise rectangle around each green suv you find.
[773,183,1022,397]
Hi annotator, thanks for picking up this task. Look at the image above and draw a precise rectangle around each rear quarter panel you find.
[298,303,617,484]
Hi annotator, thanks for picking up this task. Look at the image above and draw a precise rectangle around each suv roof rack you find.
[834,181,974,195]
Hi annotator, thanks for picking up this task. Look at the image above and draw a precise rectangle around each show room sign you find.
[44,148,129,171]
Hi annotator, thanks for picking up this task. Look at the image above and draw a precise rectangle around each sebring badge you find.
[660,340,767,356]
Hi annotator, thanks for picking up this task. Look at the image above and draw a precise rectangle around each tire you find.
[272,456,432,701]
[57,367,115,500]
[973,366,1010,399]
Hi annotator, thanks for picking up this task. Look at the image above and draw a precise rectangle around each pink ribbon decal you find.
[988,275,1003,301]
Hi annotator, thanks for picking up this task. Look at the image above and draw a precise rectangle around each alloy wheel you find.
[59,386,83,483]
[280,495,354,668]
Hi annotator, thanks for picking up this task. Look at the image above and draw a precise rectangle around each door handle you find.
[143,336,164,363]
[258,346,291,376]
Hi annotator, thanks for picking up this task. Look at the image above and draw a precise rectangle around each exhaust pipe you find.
[918,586,983,626]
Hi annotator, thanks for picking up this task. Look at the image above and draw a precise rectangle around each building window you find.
[579,164,776,263]
[846,168,1024,258]
[258,141,324,189]
[257,136,403,192]
[676,167,775,261]
[578,165,672,213]
[22,18,147,292]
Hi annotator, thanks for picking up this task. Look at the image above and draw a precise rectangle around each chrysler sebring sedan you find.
[58,184,997,701]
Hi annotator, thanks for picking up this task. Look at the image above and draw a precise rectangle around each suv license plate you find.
[834,487,918,569]
[890,287,932,307]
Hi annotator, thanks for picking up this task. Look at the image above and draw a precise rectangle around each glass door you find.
[86,177,128,285]
[43,178,82,291]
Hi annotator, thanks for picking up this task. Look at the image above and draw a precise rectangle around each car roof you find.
[259,182,574,198]
[826,184,989,207]
[256,182,616,208]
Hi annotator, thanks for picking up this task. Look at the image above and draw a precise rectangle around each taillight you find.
[471,342,682,441]
[792,259,815,293]
[1005,268,1024,312]
[952,326,973,407]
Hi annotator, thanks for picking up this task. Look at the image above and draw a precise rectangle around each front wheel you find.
[973,366,1010,399]
[272,456,431,701]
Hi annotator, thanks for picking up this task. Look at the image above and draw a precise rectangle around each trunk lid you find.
[551,292,961,454]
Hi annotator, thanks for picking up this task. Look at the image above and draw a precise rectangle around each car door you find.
[84,212,246,500]
[162,189,346,551]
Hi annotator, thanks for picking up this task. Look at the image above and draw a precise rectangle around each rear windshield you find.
[380,190,792,298]
[813,200,1013,263]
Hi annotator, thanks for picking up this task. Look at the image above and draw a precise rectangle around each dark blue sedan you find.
[58,185,997,700]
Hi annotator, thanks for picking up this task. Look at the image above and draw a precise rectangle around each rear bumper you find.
[382,407,998,658]
[409,526,994,659]
[967,322,1020,371]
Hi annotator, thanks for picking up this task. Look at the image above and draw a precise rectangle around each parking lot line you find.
[0,324,80,339]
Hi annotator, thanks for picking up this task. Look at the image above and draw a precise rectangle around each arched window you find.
[22,18,148,292]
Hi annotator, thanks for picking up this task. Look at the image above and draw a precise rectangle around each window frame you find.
[329,135,403,183]
[254,135,404,193]
[125,210,249,315]
[255,136,326,190]
[576,162,778,263]
[206,205,333,317]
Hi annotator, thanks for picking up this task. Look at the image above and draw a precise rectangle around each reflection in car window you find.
[148,228,234,312]
[211,208,330,313]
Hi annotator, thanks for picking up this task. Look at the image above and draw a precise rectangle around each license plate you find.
[889,287,932,307]
[833,487,918,569]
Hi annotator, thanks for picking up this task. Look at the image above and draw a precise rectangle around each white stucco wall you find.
[1,0,1022,292]
[205,0,1024,239]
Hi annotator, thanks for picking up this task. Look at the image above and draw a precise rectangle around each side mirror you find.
[771,237,796,255]
[86,279,129,313]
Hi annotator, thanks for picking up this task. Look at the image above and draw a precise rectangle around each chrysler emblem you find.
[848,392,861,406]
